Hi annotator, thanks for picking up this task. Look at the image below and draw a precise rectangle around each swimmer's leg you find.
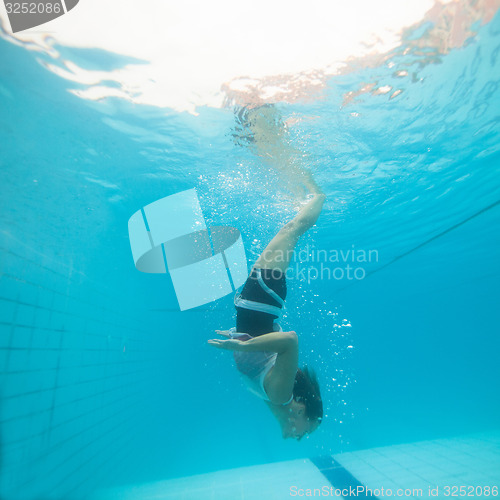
[254,194,326,273]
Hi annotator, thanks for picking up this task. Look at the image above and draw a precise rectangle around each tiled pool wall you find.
[0,238,167,500]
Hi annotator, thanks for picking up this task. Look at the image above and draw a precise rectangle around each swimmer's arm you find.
[240,331,299,404]
[208,331,298,404]
[208,331,297,353]
[264,332,298,404]
[238,331,297,353]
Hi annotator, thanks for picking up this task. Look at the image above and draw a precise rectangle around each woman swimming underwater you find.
[208,192,325,441]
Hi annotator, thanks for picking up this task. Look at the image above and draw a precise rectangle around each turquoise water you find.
[1,7,500,499]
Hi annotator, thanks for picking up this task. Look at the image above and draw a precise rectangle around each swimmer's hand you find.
[207,330,245,351]
[209,330,298,355]
[207,338,244,351]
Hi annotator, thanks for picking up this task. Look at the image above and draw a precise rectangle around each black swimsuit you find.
[235,268,287,337]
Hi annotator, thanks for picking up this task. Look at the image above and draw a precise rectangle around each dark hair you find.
[293,366,323,423]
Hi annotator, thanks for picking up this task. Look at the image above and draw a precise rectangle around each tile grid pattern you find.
[90,431,500,500]
[311,455,377,498]
[0,245,164,500]
[333,432,500,497]
[91,458,332,500]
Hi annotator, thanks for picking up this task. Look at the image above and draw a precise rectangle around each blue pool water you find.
[1,5,499,499]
